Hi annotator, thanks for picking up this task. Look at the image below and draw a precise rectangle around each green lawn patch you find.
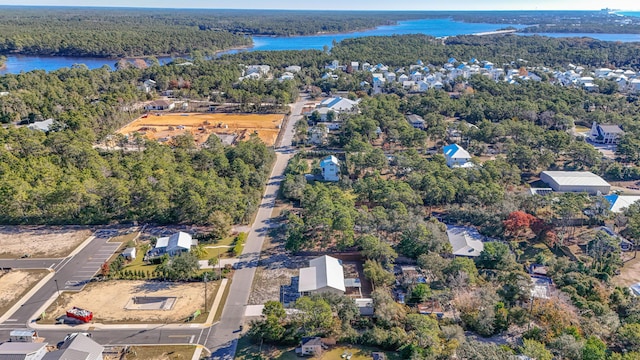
[109,231,139,244]
[235,336,298,360]
[125,345,196,360]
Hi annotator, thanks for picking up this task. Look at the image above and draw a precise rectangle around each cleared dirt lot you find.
[615,256,640,288]
[0,270,49,316]
[44,280,217,324]
[117,113,284,146]
[0,226,92,258]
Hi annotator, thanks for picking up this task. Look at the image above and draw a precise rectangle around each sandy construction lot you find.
[0,270,49,315]
[117,113,284,146]
[0,226,92,258]
[46,280,217,324]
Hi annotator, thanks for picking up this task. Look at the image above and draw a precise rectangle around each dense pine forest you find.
[1,8,640,58]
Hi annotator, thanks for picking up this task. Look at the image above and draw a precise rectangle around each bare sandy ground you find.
[615,256,640,287]
[117,112,284,146]
[0,226,92,258]
[0,270,48,315]
[46,280,217,323]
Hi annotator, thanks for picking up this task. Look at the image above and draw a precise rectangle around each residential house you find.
[140,79,156,93]
[443,143,472,168]
[149,232,195,257]
[121,247,136,261]
[446,225,485,257]
[590,121,624,144]
[246,65,270,76]
[144,100,175,111]
[298,255,345,295]
[319,97,359,113]
[285,65,301,73]
[406,114,426,130]
[0,342,48,360]
[604,194,640,213]
[27,118,55,132]
[372,352,387,360]
[309,126,329,145]
[307,107,338,122]
[355,298,374,316]
[43,333,103,360]
[319,155,340,182]
[296,337,325,356]
[279,72,295,82]
[350,61,359,71]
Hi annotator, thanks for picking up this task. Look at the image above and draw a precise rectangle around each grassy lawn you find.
[109,231,139,244]
[202,235,238,248]
[235,337,400,360]
[320,346,401,360]
[235,337,298,360]
[520,241,553,263]
[125,345,196,360]
[213,279,231,322]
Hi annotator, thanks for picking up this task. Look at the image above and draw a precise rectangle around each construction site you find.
[116,112,285,147]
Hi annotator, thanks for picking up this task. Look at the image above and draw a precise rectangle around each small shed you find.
[9,329,37,342]
[121,247,136,261]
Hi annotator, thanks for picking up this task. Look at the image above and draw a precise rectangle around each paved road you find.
[0,94,310,356]
[206,93,308,356]
[0,235,120,327]
[0,258,63,270]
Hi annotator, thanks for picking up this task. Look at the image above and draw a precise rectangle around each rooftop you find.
[540,171,610,187]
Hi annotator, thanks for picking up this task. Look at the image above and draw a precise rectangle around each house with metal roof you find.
[589,121,624,144]
[604,194,640,213]
[446,225,485,257]
[443,144,472,168]
[43,333,103,360]
[320,155,340,182]
[298,255,345,295]
[150,232,195,257]
[319,97,359,113]
[0,342,48,360]
[406,114,426,130]
[540,171,610,195]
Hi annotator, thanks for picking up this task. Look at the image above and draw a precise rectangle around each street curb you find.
[0,269,55,324]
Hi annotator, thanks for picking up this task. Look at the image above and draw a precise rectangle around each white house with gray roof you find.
[43,333,103,360]
[589,121,624,144]
[150,231,196,257]
[0,342,48,360]
[298,255,345,295]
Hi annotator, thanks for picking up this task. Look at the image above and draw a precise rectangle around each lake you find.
[1,17,639,74]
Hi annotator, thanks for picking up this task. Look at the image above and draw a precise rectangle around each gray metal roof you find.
[0,342,47,355]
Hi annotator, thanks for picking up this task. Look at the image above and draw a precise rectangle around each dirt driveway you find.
[0,226,92,258]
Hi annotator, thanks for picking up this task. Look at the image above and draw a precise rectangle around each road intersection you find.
[0,92,308,358]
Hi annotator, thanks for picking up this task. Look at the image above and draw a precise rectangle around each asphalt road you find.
[205,93,307,356]
[0,93,309,356]
[0,236,120,328]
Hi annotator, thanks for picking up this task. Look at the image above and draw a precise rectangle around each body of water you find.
[1,17,639,74]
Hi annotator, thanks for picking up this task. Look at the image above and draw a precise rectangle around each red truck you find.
[66,307,93,323]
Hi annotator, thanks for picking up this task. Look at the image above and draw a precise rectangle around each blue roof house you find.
[443,144,472,168]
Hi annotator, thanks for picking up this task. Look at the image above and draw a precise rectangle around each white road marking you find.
[189,335,195,343]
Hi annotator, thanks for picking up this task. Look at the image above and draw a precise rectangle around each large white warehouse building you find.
[540,171,610,195]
